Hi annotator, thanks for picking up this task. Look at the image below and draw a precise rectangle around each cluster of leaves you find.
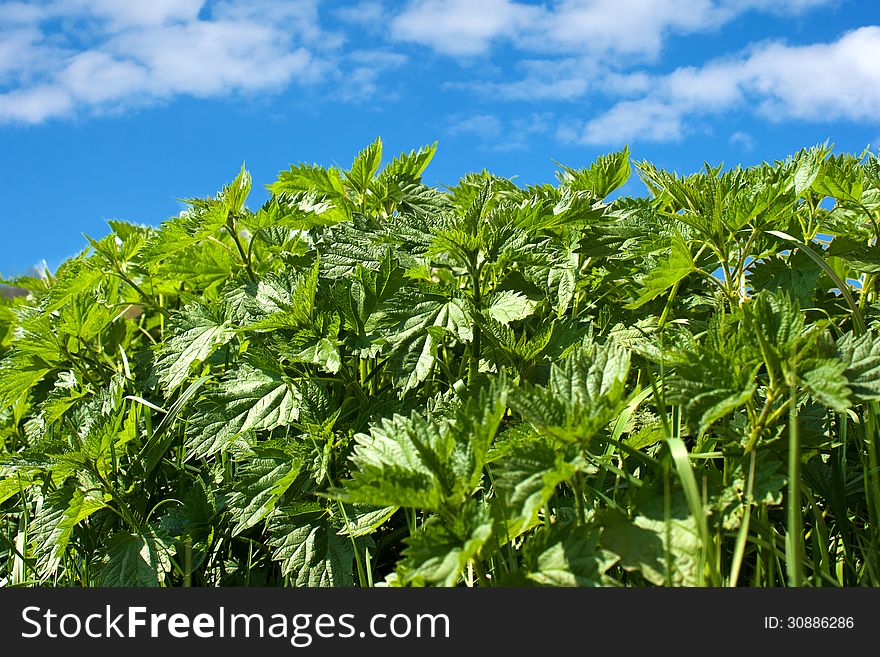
[3,139,880,587]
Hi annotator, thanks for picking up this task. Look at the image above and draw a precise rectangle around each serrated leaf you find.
[268,162,348,204]
[0,473,33,505]
[380,142,437,182]
[337,505,398,538]
[794,151,822,195]
[557,148,631,199]
[0,351,51,408]
[31,483,105,577]
[331,407,489,511]
[826,236,880,274]
[525,523,616,587]
[486,290,537,325]
[748,250,820,305]
[226,457,302,536]
[509,343,631,444]
[600,492,702,586]
[159,479,216,543]
[381,293,473,393]
[346,137,383,194]
[397,503,492,587]
[224,164,252,214]
[266,504,355,586]
[837,331,880,402]
[155,240,238,290]
[154,304,236,391]
[95,530,171,587]
[493,441,578,538]
[668,348,758,436]
[801,358,851,412]
[627,233,695,309]
[186,363,301,460]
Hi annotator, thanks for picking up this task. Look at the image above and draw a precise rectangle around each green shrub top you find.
[2,138,880,587]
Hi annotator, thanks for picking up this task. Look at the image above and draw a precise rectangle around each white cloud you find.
[344,50,408,99]
[391,0,541,56]
[0,84,72,123]
[336,1,387,27]
[0,0,333,124]
[576,26,880,145]
[106,22,316,96]
[0,27,64,84]
[475,58,596,100]
[390,0,836,58]
[0,2,48,25]
[744,27,880,122]
[448,113,504,139]
[581,99,685,144]
[730,131,756,151]
[526,0,726,59]
[447,111,556,151]
[54,0,204,27]
[58,51,147,103]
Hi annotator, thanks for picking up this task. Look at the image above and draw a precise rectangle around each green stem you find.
[468,260,482,385]
[729,449,756,587]
[226,219,257,283]
[786,374,804,587]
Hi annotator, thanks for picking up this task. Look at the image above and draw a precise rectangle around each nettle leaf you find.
[524,522,617,587]
[332,413,447,510]
[276,326,342,374]
[226,457,303,536]
[0,473,34,506]
[345,136,383,194]
[266,504,355,587]
[226,264,319,330]
[599,491,702,586]
[186,363,301,460]
[332,408,487,511]
[231,164,254,210]
[45,257,104,312]
[337,505,398,538]
[31,483,105,578]
[380,292,473,393]
[715,454,786,530]
[800,358,852,412]
[667,348,758,436]
[318,218,387,280]
[746,289,806,374]
[556,147,631,199]
[794,148,823,195]
[814,154,863,204]
[154,304,236,391]
[826,237,880,274]
[251,191,347,231]
[0,350,52,408]
[154,239,238,291]
[268,161,347,201]
[627,232,695,309]
[837,331,880,402]
[397,501,493,586]
[486,290,537,325]
[380,142,437,182]
[95,529,172,587]
[749,255,819,317]
[509,342,631,444]
[493,440,579,538]
[159,479,216,544]
[339,250,405,339]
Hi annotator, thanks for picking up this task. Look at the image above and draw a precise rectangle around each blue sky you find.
[2,0,880,276]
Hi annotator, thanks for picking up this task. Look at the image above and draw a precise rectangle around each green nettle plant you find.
[3,138,880,587]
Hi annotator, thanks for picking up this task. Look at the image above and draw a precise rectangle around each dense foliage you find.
[3,139,880,587]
